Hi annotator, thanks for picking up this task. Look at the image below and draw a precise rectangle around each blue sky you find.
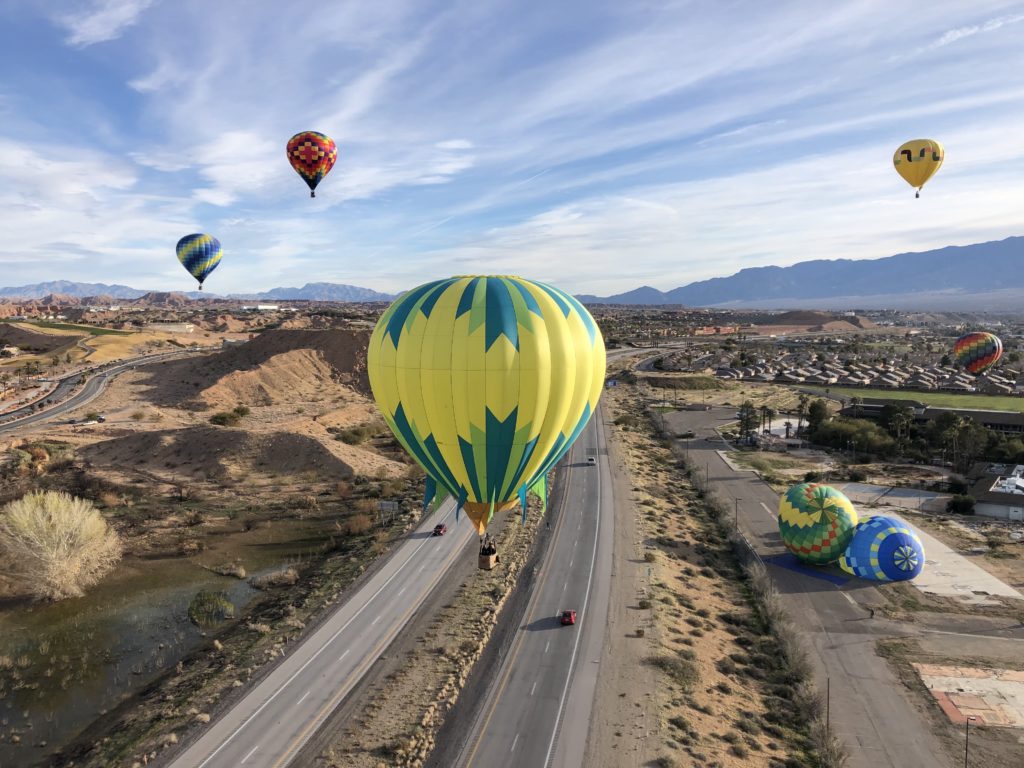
[1,0,1023,296]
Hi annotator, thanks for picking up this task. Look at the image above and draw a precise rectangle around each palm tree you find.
[850,396,863,419]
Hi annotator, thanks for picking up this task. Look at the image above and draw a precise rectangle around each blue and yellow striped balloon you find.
[176,234,222,290]
[368,276,606,534]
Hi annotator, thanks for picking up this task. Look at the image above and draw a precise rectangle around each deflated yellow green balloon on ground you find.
[367,276,606,535]
[778,483,858,565]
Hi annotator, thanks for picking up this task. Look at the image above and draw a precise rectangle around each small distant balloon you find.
[952,331,1003,375]
[286,131,338,198]
[176,234,222,290]
[893,139,944,198]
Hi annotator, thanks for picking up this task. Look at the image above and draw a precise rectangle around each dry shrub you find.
[250,567,299,590]
[353,498,377,515]
[26,446,49,463]
[0,491,122,600]
[341,513,373,535]
[97,491,121,508]
[335,480,352,498]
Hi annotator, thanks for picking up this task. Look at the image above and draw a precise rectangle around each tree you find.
[737,400,759,443]
[0,491,122,600]
[806,399,830,434]
[850,396,863,419]
[764,406,776,435]
[796,393,810,433]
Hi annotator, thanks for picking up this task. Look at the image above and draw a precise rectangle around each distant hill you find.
[233,283,395,302]
[0,281,147,299]
[577,236,1024,309]
[0,281,394,303]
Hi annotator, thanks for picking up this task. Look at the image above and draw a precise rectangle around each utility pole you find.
[964,715,976,767]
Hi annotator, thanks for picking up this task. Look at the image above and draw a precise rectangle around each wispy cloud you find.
[3,1,1024,294]
[57,0,155,47]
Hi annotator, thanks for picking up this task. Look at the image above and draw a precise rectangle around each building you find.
[970,464,1024,520]
[146,322,195,333]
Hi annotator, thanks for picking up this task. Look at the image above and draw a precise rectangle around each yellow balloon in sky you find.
[893,139,944,197]
[367,275,606,535]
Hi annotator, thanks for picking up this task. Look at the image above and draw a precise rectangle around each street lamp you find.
[964,715,977,767]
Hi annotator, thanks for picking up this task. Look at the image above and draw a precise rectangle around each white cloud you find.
[57,0,155,47]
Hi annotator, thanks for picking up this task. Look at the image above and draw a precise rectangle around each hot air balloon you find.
[952,331,1003,375]
[778,483,858,565]
[286,131,338,197]
[175,234,222,290]
[839,515,924,582]
[893,139,944,197]
[367,276,605,564]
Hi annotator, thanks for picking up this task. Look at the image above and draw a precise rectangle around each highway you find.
[169,499,476,768]
[0,350,198,434]
[456,411,615,768]
[665,407,951,768]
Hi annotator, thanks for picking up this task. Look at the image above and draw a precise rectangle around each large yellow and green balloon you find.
[367,276,606,534]
[893,139,944,198]
[778,483,858,565]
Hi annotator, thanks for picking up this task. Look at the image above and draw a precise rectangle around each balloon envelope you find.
[893,139,944,195]
[952,331,1002,375]
[175,234,222,288]
[839,515,924,581]
[367,276,606,534]
[778,483,858,565]
[286,131,338,196]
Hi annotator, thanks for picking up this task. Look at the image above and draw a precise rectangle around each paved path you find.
[667,408,952,768]
[169,499,475,768]
[0,350,198,434]
[456,412,614,768]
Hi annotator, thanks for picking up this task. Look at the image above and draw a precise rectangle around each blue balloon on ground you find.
[839,515,925,582]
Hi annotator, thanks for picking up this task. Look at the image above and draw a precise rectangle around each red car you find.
[432,523,447,536]
[560,610,577,626]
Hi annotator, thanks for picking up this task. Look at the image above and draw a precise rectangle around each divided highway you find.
[0,350,199,435]
[456,411,615,768]
[169,500,475,768]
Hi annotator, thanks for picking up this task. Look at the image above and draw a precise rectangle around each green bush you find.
[803,471,822,482]
[946,495,975,515]
[209,411,241,426]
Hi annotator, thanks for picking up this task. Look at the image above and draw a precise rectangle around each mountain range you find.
[2,236,1021,309]
[0,281,394,303]
[577,236,1024,309]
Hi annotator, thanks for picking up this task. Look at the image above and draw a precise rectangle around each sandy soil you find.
[588,381,819,767]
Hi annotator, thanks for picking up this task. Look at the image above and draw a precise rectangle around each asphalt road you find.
[456,411,615,768]
[666,407,951,768]
[169,499,475,768]
[0,350,196,434]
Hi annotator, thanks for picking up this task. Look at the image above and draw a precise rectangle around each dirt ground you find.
[588,380,824,767]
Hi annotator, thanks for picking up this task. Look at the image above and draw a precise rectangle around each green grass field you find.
[803,385,1024,413]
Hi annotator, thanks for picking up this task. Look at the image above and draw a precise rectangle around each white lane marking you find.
[397,585,407,596]
[296,690,310,705]
[511,733,520,752]
[841,592,858,607]
[563,580,568,592]
[531,681,537,696]
[760,502,776,518]
[372,614,382,626]
[192,503,461,768]
[435,544,441,551]
[569,558,574,567]
[545,641,550,654]
[574,539,578,548]
[543,414,605,766]
[241,745,259,763]
[338,649,350,662]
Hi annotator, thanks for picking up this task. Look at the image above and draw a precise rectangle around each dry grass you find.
[598,381,843,767]
[0,490,122,600]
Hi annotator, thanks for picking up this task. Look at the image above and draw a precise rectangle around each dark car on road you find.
[432,523,447,536]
